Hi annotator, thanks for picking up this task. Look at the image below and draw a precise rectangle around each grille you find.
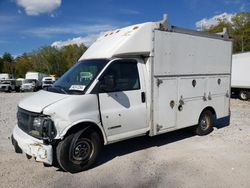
[17,107,41,139]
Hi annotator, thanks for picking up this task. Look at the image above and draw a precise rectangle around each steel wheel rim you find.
[73,138,94,161]
[200,115,209,130]
[240,92,247,100]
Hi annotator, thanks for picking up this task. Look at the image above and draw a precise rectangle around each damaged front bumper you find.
[12,125,53,165]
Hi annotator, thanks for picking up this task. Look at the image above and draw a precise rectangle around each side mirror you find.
[100,75,116,92]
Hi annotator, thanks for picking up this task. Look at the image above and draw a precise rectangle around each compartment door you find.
[155,78,178,131]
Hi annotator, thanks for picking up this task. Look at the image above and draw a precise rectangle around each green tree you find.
[233,14,250,52]
[60,44,87,67]
[2,52,14,74]
[14,53,34,78]
[13,43,88,77]
[33,46,60,74]
[0,56,3,73]
[205,12,250,53]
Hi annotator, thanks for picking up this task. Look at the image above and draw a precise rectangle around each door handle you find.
[141,92,146,103]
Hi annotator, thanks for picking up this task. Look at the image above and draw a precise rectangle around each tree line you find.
[0,44,87,78]
[205,12,250,53]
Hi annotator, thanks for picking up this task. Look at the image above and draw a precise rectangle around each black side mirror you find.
[100,75,115,91]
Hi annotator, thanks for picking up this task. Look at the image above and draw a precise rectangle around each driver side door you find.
[98,59,148,142]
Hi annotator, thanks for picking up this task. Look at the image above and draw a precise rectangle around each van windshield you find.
[49,59,109,94]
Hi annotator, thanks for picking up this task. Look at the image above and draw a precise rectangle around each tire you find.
[239,90,248,101]
[56,129,102,173]
[195,110,213,136]
[7,87,11,93]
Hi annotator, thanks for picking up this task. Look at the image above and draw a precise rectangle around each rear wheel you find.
[56,129,102,173]
[239,90,248,101]
[195,110,213,136]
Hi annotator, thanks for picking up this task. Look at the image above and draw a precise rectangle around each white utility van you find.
[12,15,232,173]
[231,52,250,100]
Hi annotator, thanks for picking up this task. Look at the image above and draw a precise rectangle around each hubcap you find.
[73,139,93,161]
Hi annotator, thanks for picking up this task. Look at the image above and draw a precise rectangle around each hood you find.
[19,90,70,113]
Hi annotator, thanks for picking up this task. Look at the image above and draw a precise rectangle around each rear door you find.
[98,59,148,142]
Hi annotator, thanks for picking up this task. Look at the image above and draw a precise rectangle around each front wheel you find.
[239,90,248,101]
[7,87,11,93]
[195,110,213,136]
[56,129,102,173]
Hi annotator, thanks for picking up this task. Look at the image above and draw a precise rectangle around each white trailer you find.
[231,52,250,100]
[12,15,232,173]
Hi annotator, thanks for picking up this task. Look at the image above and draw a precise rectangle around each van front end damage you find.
[11,106,57,165]
[12,125,53,165]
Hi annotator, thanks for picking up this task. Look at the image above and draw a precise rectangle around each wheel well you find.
[199,107,217,123]
[64,122,104,144]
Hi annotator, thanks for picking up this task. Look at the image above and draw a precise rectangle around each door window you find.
[101,60,140,92]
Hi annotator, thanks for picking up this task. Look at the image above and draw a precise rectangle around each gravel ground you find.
[0,92,250,188]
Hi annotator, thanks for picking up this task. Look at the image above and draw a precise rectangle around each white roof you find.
[79,22,158,60]
[233,52,250,60]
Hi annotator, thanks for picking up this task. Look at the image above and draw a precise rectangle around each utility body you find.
[12,15,232,173]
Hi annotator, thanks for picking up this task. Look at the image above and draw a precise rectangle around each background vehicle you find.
[0,79,16,92]
[42,77,56,89]
[25,72,48,89]
[15,78,24,92]
[231,52,250,100]
[12,15,232,173]
[20,79,39,92]
[0,73,13,80]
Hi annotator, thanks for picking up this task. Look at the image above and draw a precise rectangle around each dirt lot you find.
[0,92,250,188]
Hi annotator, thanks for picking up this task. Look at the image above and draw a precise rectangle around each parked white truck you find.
[42,76,56,89]
[231,52,250,100]
[21,72,48,91]
[12,15,232,173]
[0,79,16,92]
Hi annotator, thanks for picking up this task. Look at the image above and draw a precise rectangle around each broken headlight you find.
[31,116,56,141]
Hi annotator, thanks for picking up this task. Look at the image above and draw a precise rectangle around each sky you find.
[0,0,249,56]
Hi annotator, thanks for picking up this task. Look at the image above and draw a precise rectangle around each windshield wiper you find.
[52,85,68,94]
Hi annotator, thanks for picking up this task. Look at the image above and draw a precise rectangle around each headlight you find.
[33,117,43,130]
[31,116,56,141]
